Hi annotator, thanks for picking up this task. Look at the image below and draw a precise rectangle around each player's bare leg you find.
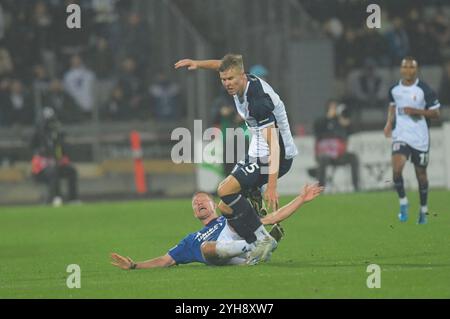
[414,165,429,224]
[392,154,409,222]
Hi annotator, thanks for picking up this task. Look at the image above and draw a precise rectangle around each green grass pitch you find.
[1,190,449,298]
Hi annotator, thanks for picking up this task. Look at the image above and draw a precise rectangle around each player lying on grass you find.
[110,183,323,269]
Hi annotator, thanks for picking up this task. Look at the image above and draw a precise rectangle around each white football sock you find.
[254,225,271,241]
[399,197,408,206]
[216,240,252,258]
[420,206,428,214]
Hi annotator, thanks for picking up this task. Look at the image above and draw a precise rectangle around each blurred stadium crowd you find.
[0,0,183,127]
[0,0,449,204]
[0,0,448,129]
[306,0,450,111]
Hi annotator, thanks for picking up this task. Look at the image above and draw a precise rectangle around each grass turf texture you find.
[1,190,449,298]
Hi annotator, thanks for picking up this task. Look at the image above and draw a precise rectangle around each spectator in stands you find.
[32,64,51,92]
[88,36,114,80]
[91,0,119,39]
[149,72,181,120]
[120,11,151,76]
[310,100,360,192]
[429,12,450,60]
[359,28,390,67]
[0,78,10,126]
[439,60,450,106]
[101,84,131,121]
[324,17,344,39]
[0,3,5,41]
[347,58,387,110]
[31,1,53,54]
[5,79,34,126]
[63,54,96,118]
[335,28,361,77]
[0,46,13,79]
[409,22,441,65]
[386,17,410,66]
[4,6,35,80]
[30,107,79,206]
[87,36,115,106]
[117,57,145,119]
[42,79,83,123]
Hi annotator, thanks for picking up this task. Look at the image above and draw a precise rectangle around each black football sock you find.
[418,181,428,211]
[393,175,406,199]
[221,193,262,244]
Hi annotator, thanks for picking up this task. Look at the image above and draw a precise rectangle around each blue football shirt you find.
[168,216,227,265]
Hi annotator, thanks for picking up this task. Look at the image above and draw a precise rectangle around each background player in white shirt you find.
[174,54,298,255]
[384,57,441,224]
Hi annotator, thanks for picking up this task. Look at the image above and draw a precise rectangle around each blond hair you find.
[219,54,244,72]
[192,191,214,201]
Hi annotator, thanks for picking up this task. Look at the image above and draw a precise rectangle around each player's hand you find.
[174,59,198,70]
[264,187,279,212]
[403,107,423,121]
[383,123,392,138]
[403,107,419,115]
[299,183,324,203]
[110,253,136,270]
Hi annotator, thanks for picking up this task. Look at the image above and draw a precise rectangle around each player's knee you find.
[217,183,228,197]
[217,179,234,197]
[217,176,241,198]
[217,178,228,190]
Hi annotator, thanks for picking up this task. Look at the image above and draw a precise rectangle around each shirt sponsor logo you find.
[194,223,223,242]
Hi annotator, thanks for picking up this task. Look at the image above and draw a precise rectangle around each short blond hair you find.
[219,54,244,72]
[192,191,214,201]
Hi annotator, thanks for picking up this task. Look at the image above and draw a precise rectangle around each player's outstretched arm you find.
[261,183,324,225]
[174,59,221,71]
[110,252,176,270]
